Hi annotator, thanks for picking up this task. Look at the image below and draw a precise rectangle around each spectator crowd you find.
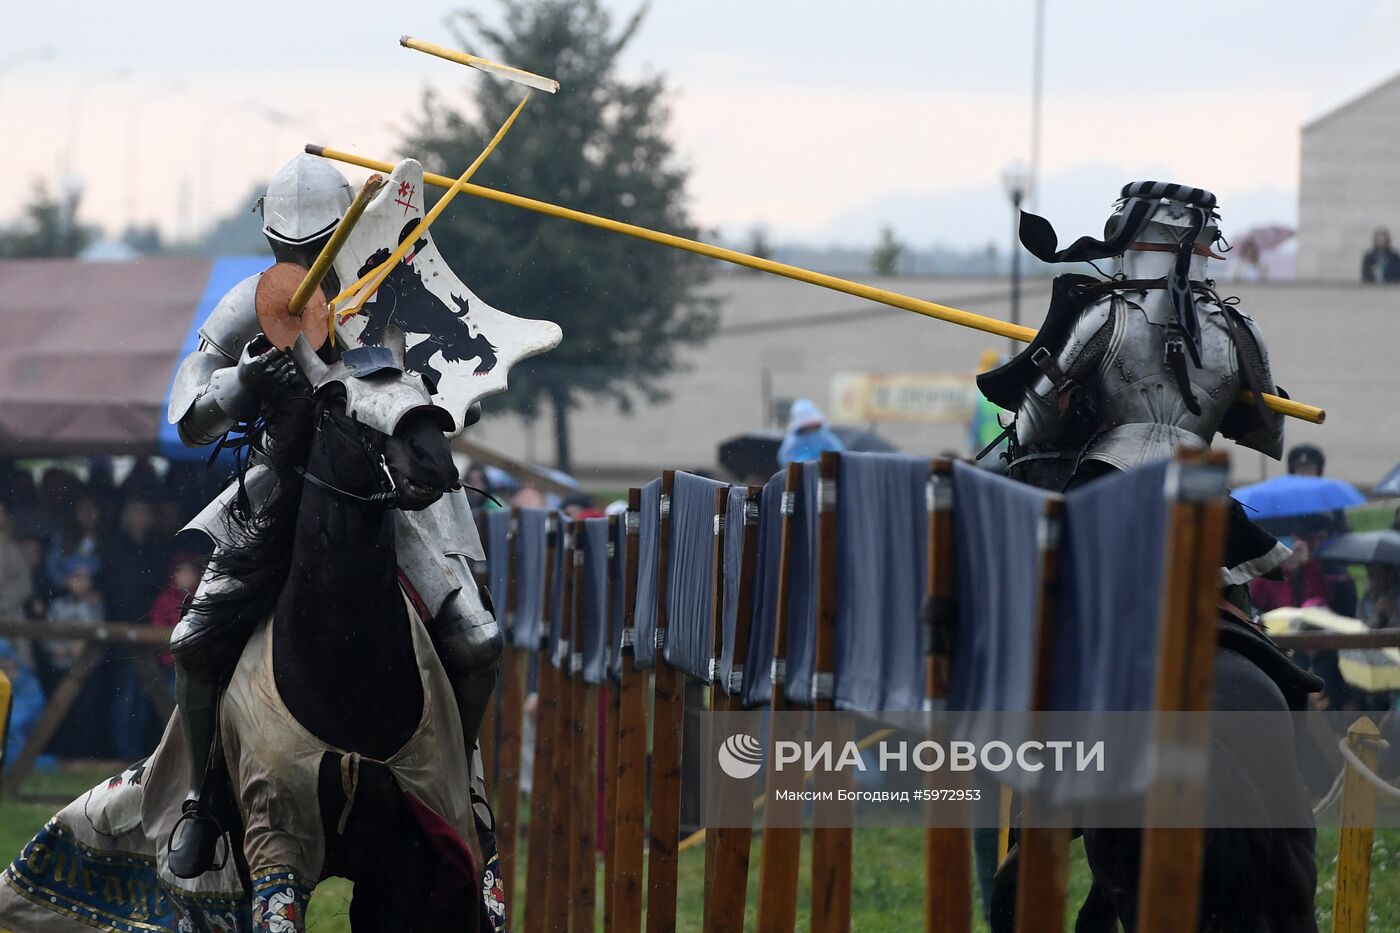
[0,459,221,766]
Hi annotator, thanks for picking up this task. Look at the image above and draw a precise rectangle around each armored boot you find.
[168,662,227,879]
[166,569,243,879]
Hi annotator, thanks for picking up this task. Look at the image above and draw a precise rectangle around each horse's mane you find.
[189,395,319,636]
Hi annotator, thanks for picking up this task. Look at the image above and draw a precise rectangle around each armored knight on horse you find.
[978,182,1324,931]
[163,153,507,879]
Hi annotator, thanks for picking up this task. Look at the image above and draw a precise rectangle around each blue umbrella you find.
[1232,475,1365,520]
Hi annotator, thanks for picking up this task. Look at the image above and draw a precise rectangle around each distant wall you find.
[470,273,1396,488]
[1299,76,1400,281]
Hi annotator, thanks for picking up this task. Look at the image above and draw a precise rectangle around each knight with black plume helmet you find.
[977,181,1291,587]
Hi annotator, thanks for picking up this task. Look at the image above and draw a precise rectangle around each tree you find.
[869,224,904,276]
[0,181,95,259]
[406,0,717,472]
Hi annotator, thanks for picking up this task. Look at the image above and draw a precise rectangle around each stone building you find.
[1299,72,1400,281]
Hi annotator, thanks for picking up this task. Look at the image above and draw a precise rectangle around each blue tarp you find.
[579,517,611,685]
[1052,460,1170,712]
[834,453,931,711]
[664,472,728,681]
[484,509,512,634]
[632,478,664,669]
[946,462,1058,713]
[719,486,751,695]
[511,508,550,650]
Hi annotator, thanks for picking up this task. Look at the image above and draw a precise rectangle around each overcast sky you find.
[3,0,1398,249]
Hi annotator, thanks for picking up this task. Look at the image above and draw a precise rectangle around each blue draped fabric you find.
[741,471,788,707]
[834,452,931,711]
[511,508,550,651]
[608,517,626,679]
[579,517,611,685]
[484,510,511,635]
[632,478,664,669]
[741,463,819,707]
[664,472,728,681]
[946,463,1057,713]
[546,516,566,665]
[1052,460,1171,712]
[783,460,821,707]
[718,486,750,695]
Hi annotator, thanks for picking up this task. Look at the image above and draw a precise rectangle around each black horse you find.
[989,619,1322,932]
[0,343,489,932]
[357,221,499,386]
[193,345,490,931]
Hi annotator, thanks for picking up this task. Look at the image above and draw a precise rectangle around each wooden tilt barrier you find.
[647,471,685,933]
[611,489,648,933]
[702,484,764,930]
[477,451,1351,932]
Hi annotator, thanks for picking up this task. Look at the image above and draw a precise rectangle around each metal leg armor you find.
[394,506,503,757]
[424,556,504,755]
[167,561,248,879]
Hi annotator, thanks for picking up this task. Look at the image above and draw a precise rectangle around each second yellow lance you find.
[306,144,1324,425]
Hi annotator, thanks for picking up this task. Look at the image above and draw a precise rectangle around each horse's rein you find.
[295,409,401,507]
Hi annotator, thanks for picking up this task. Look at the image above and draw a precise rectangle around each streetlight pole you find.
[126,81,184,232]
[1002,163,1030,356]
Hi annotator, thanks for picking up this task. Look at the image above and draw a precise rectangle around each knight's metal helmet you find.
[1104,181,1221,254]
[1019,180,1222,266]
[260,154,353,247]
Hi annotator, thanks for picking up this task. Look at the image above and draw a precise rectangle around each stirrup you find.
[167,799,229,879]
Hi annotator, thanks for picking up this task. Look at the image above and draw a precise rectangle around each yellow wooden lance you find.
[306,144,1325,425]
[400,35,560,94]
[333,92,531,319]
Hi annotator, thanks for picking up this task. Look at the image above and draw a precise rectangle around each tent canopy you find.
[0,256,266,459]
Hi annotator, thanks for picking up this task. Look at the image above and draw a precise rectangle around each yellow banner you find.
[830,372,978,424]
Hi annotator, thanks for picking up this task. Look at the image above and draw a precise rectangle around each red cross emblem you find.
[395,181,417,215]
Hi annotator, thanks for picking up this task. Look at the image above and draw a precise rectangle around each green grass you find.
[4,770,1396,930]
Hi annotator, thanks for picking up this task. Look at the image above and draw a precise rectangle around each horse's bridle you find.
[296,407,401,507]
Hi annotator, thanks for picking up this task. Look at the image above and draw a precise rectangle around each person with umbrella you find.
[778,399,845,465]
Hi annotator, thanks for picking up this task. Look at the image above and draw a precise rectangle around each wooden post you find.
[757,462,806,932]
[703,484,765,932]
[702,485,729,921]
[546,521,578,929]
[571,523,599,933]
[811,452,852,933]
[611,489,648,933]
[1013,498,1071,933]
[524,515,559,933]
[603,515,622,933]
[924,458,972,933]
[495,509,525,910]
[647,471,685,933]
[1135,453,1230,933]
[1331,716,1381,933]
